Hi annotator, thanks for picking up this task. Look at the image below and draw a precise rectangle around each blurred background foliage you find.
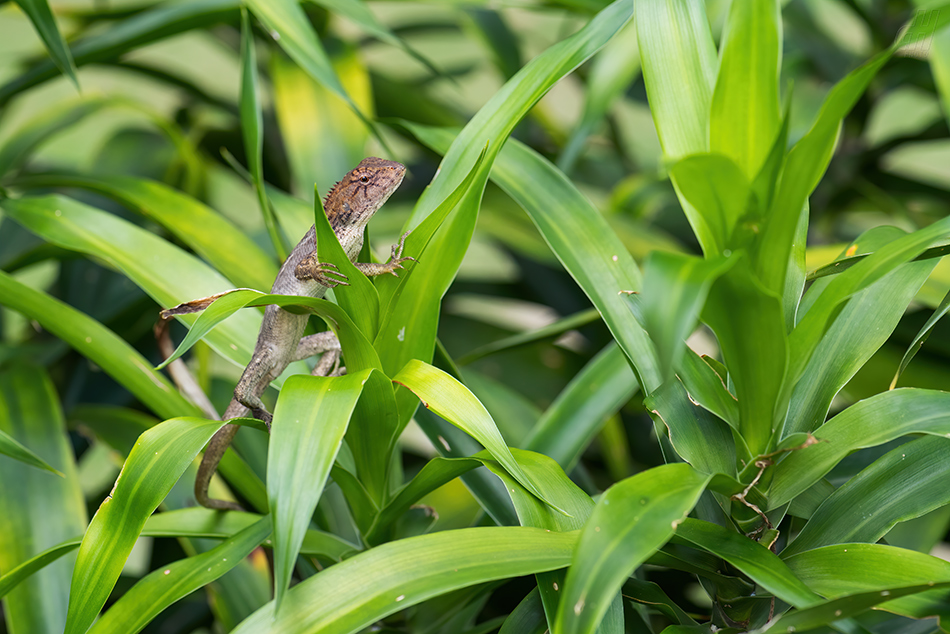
[1,0,950,632]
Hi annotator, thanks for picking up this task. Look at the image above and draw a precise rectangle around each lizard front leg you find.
[294,231,415,283]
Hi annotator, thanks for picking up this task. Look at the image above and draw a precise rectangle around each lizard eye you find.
[359,175,369,183]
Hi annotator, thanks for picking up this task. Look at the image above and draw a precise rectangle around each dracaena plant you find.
[2,0,950,634]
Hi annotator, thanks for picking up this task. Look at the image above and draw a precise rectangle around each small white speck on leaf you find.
[397,327,406,342]
[594,526,601,532]
[85,336,92,343]
[611,255,618,262]
[553,582,559,591]
[164,569,170,575]
[396,595,405,602]
[835,610,842,616]
[55,209,62,216]
[881,590,890,596]
[438,436,450,451]
[574,599,584,615]
[270,29,280,40]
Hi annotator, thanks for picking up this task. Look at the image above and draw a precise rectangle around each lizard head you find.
[324,157,406,230]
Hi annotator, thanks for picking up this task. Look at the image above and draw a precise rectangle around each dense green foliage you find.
[2,0,950,633]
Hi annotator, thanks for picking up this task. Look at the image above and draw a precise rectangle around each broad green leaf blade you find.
[500,587,548,634]
[755,8,950,297]
[788,214,950,384]
[245,0,377,143]
[769,389,950,508]
[0,194,273,374]
[0,364,86,634]
[677,348,739,431]
[268,371,373,608]
[0,271,201,421]
[0,426,62,475]
[393,359,567,515]
[786,544,950,625]
[781,436,950,558]
[240,8,286,259]
[15,172,277,290]
[674,518,822,609]
[641,250,735,380]
[344,371,399,505]
[709,0,781,179]
[87,517,272,634]
[0,0,241,105]
[934,19,950,126]
[764,581,950,632]
[636,0,719,254]
[670,153,752,252]
[402,122,662,393]
[786,227,936,437]
[523,342,639,472]
[636,0,717,162]
[231,527,577,634]
[0,508,356,600]
[555,464,711,634]
[644,378,738,475]
[702,257,787,456]
[64,417,225,634]
[13,0,79,90]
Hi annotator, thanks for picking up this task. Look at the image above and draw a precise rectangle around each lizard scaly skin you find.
[189,157,408,510]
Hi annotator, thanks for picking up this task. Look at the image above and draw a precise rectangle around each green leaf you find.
[13,0,79,90]
[786,543,950,626]
[231,527,577,634]
[645,378,738,475]
[669,154,752,253]
[0,0,241,105]
[555,464,711,634]
[0,364,86,634]
[786,227,936,437]
[14,172,277,290]
[709,0,781,179]
[87,517,272,634]
[781,436,950,557]
[636,0,719,254]
[0,508,356,601]
[755,7,950,297]
[0,270,201,421]
[677,348,739,432]
[788,214,950,385]
[674,518,822,609]
[934,19,950,127]
[523,342,639,472]
[394,360,567,515]
[499,587,548,634]
[702,256,787,456]
[0,426,62,476]
[641,250,736,380]
[269,371,376,608]
[64,417,225,634]
[458,308,601,365]
[402,122,662,393]
[769,389,950,508]
[240,7,286,259]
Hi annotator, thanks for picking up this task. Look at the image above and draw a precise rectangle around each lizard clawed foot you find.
[386,230,416,276]
[295,255,350,287]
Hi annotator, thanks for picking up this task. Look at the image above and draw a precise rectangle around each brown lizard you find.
[162,157,409,510]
